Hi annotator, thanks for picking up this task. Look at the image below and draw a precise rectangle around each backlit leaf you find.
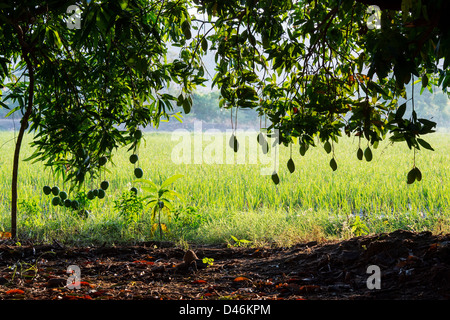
[417,138,434,151]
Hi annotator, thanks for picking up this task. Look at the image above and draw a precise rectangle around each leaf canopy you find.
[1,0,448,188]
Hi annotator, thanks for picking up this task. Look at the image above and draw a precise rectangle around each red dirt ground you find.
[0,229,449,300]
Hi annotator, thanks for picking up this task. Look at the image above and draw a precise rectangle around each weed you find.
[202,257,214,267]
[351,216,370,237]
[229,235,252,247]
[113,191,145,225]
[173,205,204,231]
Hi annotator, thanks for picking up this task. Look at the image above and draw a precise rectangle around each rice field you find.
[0,129,449,246]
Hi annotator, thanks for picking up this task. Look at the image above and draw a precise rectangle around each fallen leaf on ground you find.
[62,294,93,300]
[233,276,250,282]
[0,232,11,239]
[133,260,154,265]
[299,285,320,293]
[80,281,95,288]
[192,280,207,284]
[6,289,25,295]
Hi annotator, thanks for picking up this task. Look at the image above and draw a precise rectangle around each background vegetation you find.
[2,84,449,130]
[0,131,448,246]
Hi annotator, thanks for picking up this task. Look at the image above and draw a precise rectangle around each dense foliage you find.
[0,0,204,236]
[195,0,449,165]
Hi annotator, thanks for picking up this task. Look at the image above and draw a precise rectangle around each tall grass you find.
[0,130,448,246]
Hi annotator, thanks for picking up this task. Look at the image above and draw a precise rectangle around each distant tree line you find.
[0,90,261,129]
[1,87,449,129]
[183,91,260,125]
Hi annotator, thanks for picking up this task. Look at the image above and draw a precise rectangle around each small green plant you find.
[173,205,204,230]
[202,257,214,267]
[9,251,55,282]
[19,197,41,217]
[113,190,145,225]
[351,215,370,236]
[229,235,252,247]
[135,174,184,240]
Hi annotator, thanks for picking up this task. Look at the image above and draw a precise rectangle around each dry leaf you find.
[233,276,250,282]
[0,232,11,239]
[299,285,320,293]
[80,281,94,288]
[192,280,207,284]
[6,289,25,295]
[132,260,154,265]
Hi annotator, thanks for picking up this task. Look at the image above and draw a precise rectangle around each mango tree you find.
[0,0,204,238]
[192,0,448,182]
[1,0,449,239]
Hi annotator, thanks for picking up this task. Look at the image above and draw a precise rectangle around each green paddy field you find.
[0,131,448,246]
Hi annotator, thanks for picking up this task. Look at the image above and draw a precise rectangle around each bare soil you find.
[1,229,449,300]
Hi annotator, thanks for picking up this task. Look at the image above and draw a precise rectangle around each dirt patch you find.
[1,230,449,300]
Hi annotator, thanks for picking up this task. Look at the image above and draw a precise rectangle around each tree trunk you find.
[11,102,33,238]
[11,25,35,239]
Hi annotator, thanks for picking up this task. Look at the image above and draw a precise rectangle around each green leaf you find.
[52,29,63,49]
[181,20,191,40]
[166,190,184,201]
[418,118,436,128]
[118,0,129,10]
[177,93,184,106]
[5,105,20,117]
[201,38,208,52]
[417,138,434,151]
[257,132,263,145]
[422,74,429,88]
[257,133,269,154]
[396,103,407,120]
[160,174,184,189]
[134,178,158,189]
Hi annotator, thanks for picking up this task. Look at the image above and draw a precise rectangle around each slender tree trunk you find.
[158,208,162,240]
[11,100,33,239]
[11,25,35,239]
